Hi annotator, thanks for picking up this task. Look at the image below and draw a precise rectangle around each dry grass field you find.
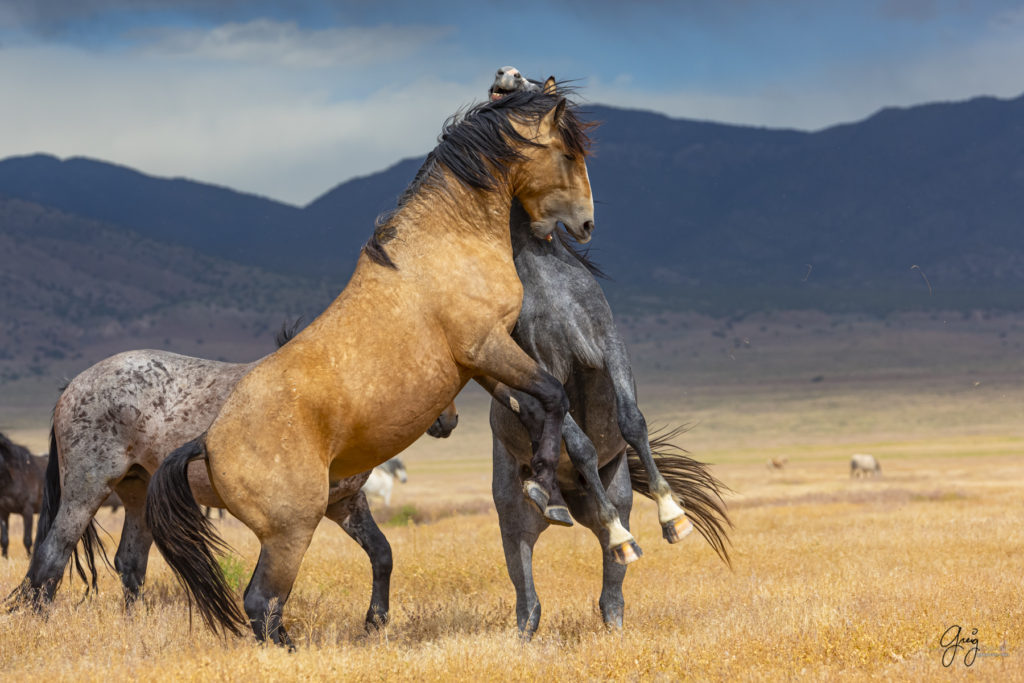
[1,311,1022,680]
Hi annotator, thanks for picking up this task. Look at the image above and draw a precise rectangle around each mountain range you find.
[3,91,1024,376]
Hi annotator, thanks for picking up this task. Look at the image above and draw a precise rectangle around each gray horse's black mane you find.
[365,84,593,269]
[555,229,608,280]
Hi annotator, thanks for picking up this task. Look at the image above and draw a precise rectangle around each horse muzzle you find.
[566,219,595,244]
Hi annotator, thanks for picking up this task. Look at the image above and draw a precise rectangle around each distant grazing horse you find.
[0,433,44,558]
[487,69,730,635]
[767,457,788,470]
[146,83,596,647]
[10,326,456,630]
[850,454,881,478]
[361,458,408,506]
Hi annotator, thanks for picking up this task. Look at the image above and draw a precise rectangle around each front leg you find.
[476,376,571,526]
[466,329,571,526]
[562,415,642,565]
[1,512,9,558]
[606,337,692,543]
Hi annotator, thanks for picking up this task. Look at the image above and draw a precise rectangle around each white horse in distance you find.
[850,454,881,478]
[361,457,408,506]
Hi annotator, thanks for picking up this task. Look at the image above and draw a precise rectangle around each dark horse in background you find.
[0,433,45,559]
[488,67,731,637]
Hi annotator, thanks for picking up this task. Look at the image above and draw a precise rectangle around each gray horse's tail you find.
[34,425,108,593]
[146,437,246,636]
[627,426,733,566]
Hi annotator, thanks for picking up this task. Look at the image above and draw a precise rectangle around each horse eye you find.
[563,153,575,161]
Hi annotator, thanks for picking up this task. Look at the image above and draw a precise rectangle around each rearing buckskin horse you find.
[146,83,596,646]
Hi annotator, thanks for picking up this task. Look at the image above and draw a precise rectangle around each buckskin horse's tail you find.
[34,425,108,593]
[627,425,733,566]
[146,437,246,636]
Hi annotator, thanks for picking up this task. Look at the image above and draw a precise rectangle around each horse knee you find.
[617,403,648,443]
[530,372,568,416]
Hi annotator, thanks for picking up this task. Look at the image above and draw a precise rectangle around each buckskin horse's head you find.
[495,76,596,244]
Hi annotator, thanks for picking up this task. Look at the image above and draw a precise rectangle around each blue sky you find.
[2,0,1023,204]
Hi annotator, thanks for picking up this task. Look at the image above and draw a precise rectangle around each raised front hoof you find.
[662,515,694,544]
[610,539,643,565]
[543,505,573,527]
[522,480,550,515]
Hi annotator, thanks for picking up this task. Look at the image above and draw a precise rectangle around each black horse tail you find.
[33,427,61,545]
[146,437,246,636]
[35,426,107,593]
[627,425,733,567]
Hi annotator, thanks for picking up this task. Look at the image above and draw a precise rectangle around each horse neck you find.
[389,170,515,253]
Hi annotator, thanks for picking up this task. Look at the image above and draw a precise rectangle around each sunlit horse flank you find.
[8,324,456,629]
[145,81,597,647]
[0,433,44,559]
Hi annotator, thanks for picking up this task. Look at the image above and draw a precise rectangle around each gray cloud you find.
[135,19,452,68]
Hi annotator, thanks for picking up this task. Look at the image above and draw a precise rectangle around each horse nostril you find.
[583,220,595,233]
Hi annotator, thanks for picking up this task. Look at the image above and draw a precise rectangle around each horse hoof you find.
[522,480,549,514]
[662,515,694,544]
[611,539,643,565]
[544,505,573,527]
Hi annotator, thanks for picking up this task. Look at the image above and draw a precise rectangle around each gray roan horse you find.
[7,324,454,629]
[0,433,45,558]
[489,69,731,636]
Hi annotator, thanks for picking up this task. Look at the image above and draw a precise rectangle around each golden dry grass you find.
[2,312,1023,680]
[2,446,1021,680]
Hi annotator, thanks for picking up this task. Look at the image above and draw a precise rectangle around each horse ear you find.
[551,98,567,128]
[542,76,557,95]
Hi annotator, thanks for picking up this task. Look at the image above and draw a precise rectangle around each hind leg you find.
[562,415,641,565]
[113,474,153,608]
[492,436,549,638]
[242,523,318,649]
[325,492,392,629]
[22,487,111,604]
[606,339,692,543]
[565,452,634,629]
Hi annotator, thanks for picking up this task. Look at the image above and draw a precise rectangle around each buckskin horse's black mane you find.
[365,85,592,269]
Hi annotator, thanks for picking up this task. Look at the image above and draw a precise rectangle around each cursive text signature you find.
[940,624,979,667]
